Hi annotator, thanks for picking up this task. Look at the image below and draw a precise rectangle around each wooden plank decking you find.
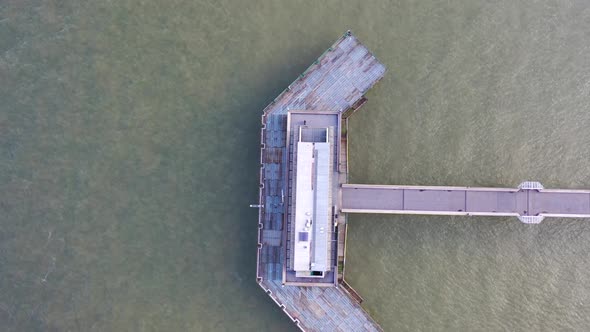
[262,33,385,116]
[256,31,386,332]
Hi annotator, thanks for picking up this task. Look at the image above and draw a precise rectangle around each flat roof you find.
[292,141,314,271]
[292,127,333,273]
[310,140,332,272]
[284,111,341,285]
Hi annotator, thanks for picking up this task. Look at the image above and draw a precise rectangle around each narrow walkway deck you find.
[342,183,590,223]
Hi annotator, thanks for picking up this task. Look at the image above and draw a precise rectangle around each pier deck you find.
[342,184,590,223]
[257,31,386,332]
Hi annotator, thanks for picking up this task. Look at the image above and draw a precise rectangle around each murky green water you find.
[1,1,589,331]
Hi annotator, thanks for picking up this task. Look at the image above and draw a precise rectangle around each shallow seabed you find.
[1,1,589,331]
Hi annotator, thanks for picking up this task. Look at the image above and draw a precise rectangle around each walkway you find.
[341,182,590,224]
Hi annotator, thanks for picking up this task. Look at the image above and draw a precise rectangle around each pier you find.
[257,31,386,332]
[342,183,590,224]
[255,31,590,331]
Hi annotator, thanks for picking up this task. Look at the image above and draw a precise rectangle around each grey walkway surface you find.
[342,184,590,222]
[259,280,382,332]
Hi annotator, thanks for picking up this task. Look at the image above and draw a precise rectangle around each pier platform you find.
[256,31,386,332]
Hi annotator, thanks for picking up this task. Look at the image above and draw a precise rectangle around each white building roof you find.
[292,127,333,273]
